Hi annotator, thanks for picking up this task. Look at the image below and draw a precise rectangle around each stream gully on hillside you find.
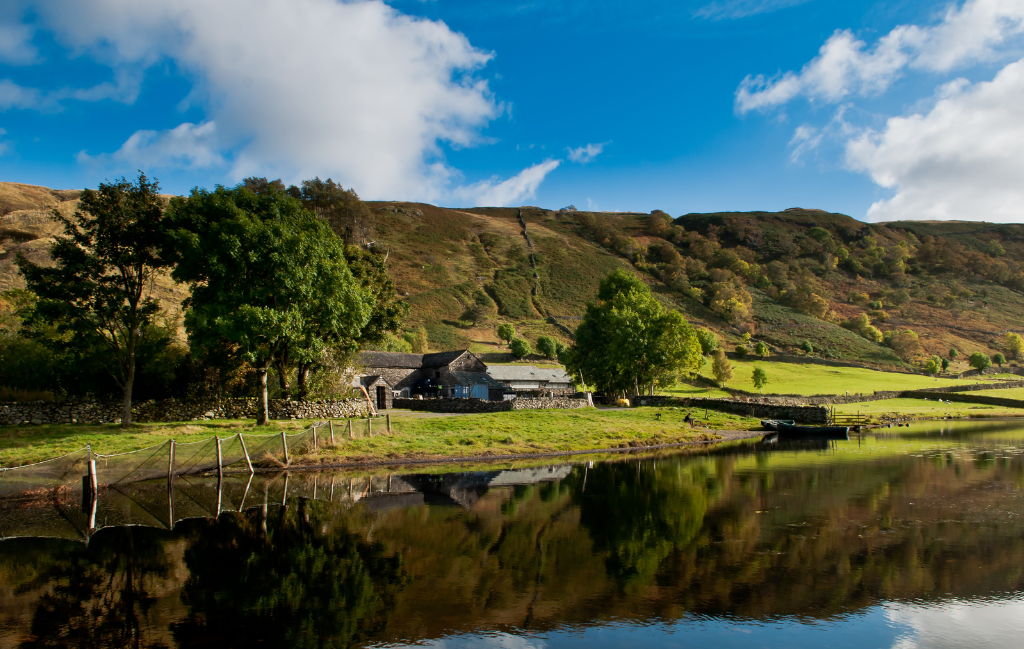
[2,420,1024,648]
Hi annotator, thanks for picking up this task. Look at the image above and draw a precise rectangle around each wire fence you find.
[0,419,363,501]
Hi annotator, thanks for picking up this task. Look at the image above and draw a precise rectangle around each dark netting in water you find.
[0,447,91,541]
[174,473,224,521]
[172,437,218,476]
[0,447,90,499]
[94,441,171,486]
[244,432,288,466]
[99,479,173,530]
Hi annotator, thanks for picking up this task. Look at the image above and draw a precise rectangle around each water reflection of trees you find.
[14,527,175,649]
[170,497,405,649]
[3,445,1024,647]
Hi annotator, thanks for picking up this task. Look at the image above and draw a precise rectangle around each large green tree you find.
[564,270,702,397]
[15,173,170,428]
[164,185,371,424]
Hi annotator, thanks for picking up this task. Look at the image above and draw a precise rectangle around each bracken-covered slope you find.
[3,181,1023,368]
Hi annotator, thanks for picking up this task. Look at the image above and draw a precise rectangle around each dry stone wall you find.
[633,396,828,425]
[393,396,590,413]
[0,397,370,426]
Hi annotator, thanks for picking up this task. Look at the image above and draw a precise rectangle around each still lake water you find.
[2,420,1024,648]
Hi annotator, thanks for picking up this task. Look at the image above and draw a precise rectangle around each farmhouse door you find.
[376,386,387,410]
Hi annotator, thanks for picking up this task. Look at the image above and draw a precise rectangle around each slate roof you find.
[358,351,424,369]
[447,371,505,387]
[359,375,391,387]
[486,365,572,383]
[358,350,472,370]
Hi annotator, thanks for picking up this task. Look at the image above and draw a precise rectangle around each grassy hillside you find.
[4,181,1024,371]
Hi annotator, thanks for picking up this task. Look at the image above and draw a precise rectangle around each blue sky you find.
[1,0,1023,222]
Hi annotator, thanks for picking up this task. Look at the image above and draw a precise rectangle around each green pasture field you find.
[0,407,760,468]
[952,387,1024,398]
[832,398,1024,419]
[664,359,1001,397]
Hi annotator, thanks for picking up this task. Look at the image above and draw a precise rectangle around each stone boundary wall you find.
[902,391,1024,409]
[392,396,590,413]
[0,397,370,426]
[717,380,1024,407]
[957,366,1024,379]
[632,396,828,425]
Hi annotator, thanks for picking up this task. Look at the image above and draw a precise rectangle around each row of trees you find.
[13,173,406,427]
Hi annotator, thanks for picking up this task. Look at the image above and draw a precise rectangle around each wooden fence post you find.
[329,420,335,444]
[280,431,289,466]
[215,436,223,478]
[238,433,253,474]
[168,440,176,481]
[386,414,392,433]
[348,419,353,439]
[312,424,318,448]
[367,417,372,437]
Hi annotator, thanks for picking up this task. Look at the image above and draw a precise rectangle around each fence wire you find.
[172,437,218,476]
[244,432,287,466]
[95,441,171,486]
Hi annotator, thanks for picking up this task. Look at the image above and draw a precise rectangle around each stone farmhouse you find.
[485,365,574,395]
[356,350,506,409]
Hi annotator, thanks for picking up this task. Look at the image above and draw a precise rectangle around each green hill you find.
[3,181,1024,371]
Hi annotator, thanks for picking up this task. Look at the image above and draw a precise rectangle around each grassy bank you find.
[833,398,1024,420]
[0,407,760,468]
[664,359,1010,397]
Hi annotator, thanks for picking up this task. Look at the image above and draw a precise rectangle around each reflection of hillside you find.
[1,439,1024,646]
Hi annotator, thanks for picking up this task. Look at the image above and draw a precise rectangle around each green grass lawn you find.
[0,407,760,468]
[832,398,1024,419]
[952,387,1024,398]
[664,359,999,397]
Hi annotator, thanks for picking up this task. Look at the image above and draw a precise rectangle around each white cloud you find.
[788,124,822,162]
[885,599,1024,648]
[0,79,46,111]
[567,142,608,164]
[80,121,224,169]
[0,70,141,112]
[27,0,521,202]
[453,159,560,206]
[695,0,812,21]
[736,0,1024,112]
[0,22,37,64]
[845,58,1024,222]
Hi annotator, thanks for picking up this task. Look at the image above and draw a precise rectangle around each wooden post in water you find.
[348,419,353,439]
[282,472,290,507]
[329,476,335,502]
[168,440,176,481]
[280,431,289,466]
[215,474,222,516]
[239,472,253,512]
[386,414,392,433]
[215,436,223,478]
[168,475,175,530]
[312,424,318,448]
[238,433,254,474]
[329,420,335,444]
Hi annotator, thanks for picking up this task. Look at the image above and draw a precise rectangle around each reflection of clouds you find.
[886,598,1024,649]
[375,631,546,649]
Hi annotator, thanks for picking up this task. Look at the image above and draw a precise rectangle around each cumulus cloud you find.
[845,59,1024,222]
[885,599,1024,648]
[453,159,560,206]
[736,0,1024,112]
[567,142,607,164]
[695,0,812,21]
[23,0,532,202]
[80,121,224,169]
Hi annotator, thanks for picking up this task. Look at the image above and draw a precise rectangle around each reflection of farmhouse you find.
[486,365,574,395]
[356,350,506,409]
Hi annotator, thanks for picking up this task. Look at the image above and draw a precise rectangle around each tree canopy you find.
[163,185,371,424]
[564,270,702,396]
[15,172,170,427]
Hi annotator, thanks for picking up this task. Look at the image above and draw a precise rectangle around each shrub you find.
[802,340,814,354]
[536,336,558,360]
[993,352,1006,367]
[497,323,516,347]
[510,337,532,359]
[941,358,950,372]
[969,352,992,371]
[695,328,719,355]
[735,345,748,358]
[712,350,733,387]
[755,341,769,359]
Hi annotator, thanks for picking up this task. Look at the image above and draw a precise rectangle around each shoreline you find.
[249,429,765,473]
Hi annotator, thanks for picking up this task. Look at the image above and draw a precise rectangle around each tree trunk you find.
[296,363,312,399]
[121,339,136,429]
[274,357,291,399]
[256,366,270,426]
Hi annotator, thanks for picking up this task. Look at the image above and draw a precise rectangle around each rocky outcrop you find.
[0,397,370,426]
